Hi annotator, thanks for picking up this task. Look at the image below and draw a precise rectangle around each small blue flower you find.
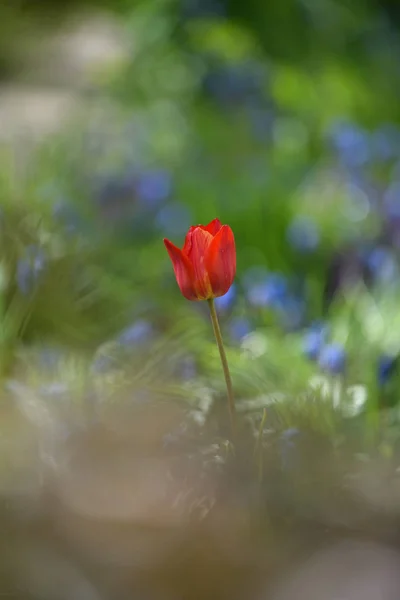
[302,321,329,360]
[365,246,398,283]
[318,343,346,374]
[310,320,329,335]
[303,330,325,361]
[329,121,371,166]
[136,169,172,209]
[16,246,46,295]
[246,273,287,309]
[378,354,397,386]
[383,182,400,219]
[229,317,252,342]
[286,216,320,253]
[277,296,306,331]
[156,202,192,237]
[214,284,236,313]
[118,319,154,346]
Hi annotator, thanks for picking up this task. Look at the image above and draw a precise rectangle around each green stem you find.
[207,298,236,437]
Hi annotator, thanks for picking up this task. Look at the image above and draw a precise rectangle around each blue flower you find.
[303,330,325,361]
[302,322,329,360]
[329,121,371,166]
[214,284,236,313]
[318,343,346,374]
[277,296,306,331]
[286,216,320,253]
[378,354,397,386]
[16,246,46,295]
[156,202,192,237]
[229,317,252,342]
[365,246,398,283]
[310,320,329,335]
[118,319,154,346]
[383,182,400,219]
[136,169,172,209]
[246,273,287,309]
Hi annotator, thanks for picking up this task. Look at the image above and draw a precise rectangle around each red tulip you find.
[164,218,236,301]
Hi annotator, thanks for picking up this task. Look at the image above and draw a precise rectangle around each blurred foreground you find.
[3,381,400,600]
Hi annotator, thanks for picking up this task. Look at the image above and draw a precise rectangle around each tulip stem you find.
[207,298,236,438]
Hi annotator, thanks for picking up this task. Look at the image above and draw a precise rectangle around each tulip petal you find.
[205,225,236,297]
[182,219,222,254]
[201,219,223,236]
[185,227,214,299]
[182,227,196,255]
[164,238,197,300]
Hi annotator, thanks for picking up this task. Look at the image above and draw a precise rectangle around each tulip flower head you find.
[164,218,236,301]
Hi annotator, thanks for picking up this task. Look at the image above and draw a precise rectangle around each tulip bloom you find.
[164,218,236,301]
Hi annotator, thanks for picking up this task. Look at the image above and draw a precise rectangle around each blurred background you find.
[4,0,400,407]
[4,0,400,598]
